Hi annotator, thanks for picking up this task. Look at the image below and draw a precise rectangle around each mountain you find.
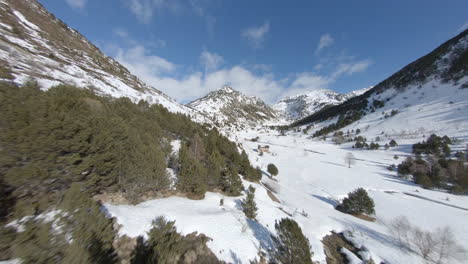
[294,29,468,138]
[273,87,371,121]
[187,85,280,129]
[0,0,201,117]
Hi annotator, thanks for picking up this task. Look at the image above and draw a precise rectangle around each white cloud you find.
[128,0,178,24]
[115,45,176,75]
[315,34,334,54]
[110,33,372,103]
[242,21,270,49]
[331,59,373,79]
[280,73,330,98]
[65,0,87,9]
[127,0,215,33]
[200,50,224,73]
[458,21,468,32]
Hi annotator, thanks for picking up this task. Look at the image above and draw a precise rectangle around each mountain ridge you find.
[0,0,205,119]
[187,85,280,129]
[273,87,371,121]
[292,29,468,138]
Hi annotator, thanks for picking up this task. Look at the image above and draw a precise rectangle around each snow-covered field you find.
[105,128,468,264]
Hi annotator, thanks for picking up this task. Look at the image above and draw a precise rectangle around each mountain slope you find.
[273,87,370,121]
[0,0,199,116]
[188,86,280,129]
[293,30,468,138]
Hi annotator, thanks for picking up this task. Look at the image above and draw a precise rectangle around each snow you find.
[0,3,210,124]
[170,139,181,155]
[13,10,39,31]
[105,187,273,262]
[340,248,363,264]
[331,78,468,143]
[187,85,280,129]
[105,124,468,263]
[273,87,372,122]
[6,210,63,232]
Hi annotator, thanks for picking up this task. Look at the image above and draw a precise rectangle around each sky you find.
[39,0,468,104]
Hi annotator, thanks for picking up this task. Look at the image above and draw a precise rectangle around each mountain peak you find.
[188,86,279,128]
[219,85,235,93]
[274,87,369,121]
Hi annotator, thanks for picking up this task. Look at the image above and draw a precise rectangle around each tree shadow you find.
[377,173,418,187]
[234,199,243,211]
[229,250,242,264]
[312,194,339,207]
[331,217,400,250]
[320,160,346,167]
[247,219,275,253]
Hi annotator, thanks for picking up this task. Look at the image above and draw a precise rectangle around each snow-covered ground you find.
[105,127,468,264]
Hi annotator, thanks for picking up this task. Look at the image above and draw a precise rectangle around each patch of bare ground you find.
[322,232,376,264]
[352,214,376,222]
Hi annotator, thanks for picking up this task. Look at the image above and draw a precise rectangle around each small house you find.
[258,145,270,153]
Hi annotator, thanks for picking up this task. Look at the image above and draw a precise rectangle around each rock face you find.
[273,87,371,121]
[0,0,200,116]
[187,85,280,129]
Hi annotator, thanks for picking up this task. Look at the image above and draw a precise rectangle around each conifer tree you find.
[267,163,279,176]
[219,165,242,196]
[337,188,375,215]
[242,185,258,220]
[273,218,313,264]
[146,216,183,264]
[177,144,207,197]
[206,150,223,188]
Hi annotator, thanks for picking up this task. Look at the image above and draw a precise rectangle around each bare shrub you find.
[345,152,356,168]
[387,217,467,263]
[433,227,467,264]
[412,227,436,260]
[388,216,412,250]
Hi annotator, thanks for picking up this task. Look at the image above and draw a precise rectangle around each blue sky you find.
[39,0,468,103]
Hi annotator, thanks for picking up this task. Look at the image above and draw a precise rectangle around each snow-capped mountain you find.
[0,0,203,118]
[273,87,371,121]
[294,29,468,138]
[187,85,280,129]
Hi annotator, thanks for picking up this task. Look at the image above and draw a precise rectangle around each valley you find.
[103,128,468,263]
[0,0,467,264]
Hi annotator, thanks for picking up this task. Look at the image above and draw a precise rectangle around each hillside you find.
[1,1,468,264]
[0,0,200,116]
[273,87,370,121]
[293,29,468,140]
[188,85,280,129]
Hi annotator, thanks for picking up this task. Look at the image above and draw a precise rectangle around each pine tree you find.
[219,165,242,196]
[177,144,208,198]
[59,183,117,263]
[206,150,223,188]
[267,163,279,176]
[146,216,183,264]
[273,218,313,264]
[242,185,258,220]
[337,188,375,215]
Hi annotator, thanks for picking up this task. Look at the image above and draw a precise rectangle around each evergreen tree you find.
[337,188,375,215]
[242,185,258,220]
[273,218,313,264]
[219,165,242,196]
[145,217,183,264]
[267,163,279,176]
[59,183,117,264]
[177,144,207,197]
[206,150,223,188]
[12,221,66,264]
